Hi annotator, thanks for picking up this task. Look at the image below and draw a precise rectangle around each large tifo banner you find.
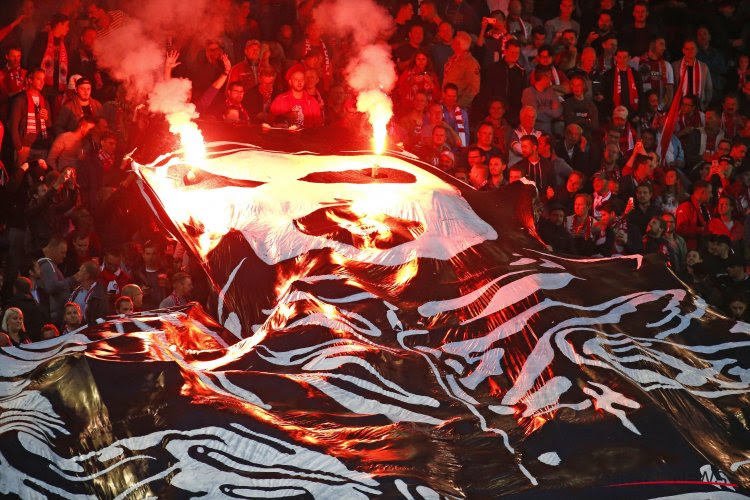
[1,143,748,498]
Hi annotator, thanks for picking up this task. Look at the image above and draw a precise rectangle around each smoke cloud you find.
[313,0,396,152]
[92,0,230,143]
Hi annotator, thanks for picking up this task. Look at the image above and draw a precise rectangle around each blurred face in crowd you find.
[101,136,117,155]
[573,195,589,217]
[664,169,678,187]
[414,52,429,71]
[604,143,620,163]
[717,141,731,157]
[509,0,522,16]
[615,49,629,69]
[535,71,552,89]
[570,77,585,98]
[175,277,193,298]
[580,47,596,70]
[566,173,583,194]
[730,300,747,319]
[64,305,81,327]
[695,185,712,203]
[443,87,458,108]
[635,185,652,206]
[633,4,648,23]
[723,96,738,114]
[398,3,414,20]
[51,242,67,264]
[593,176,607,194]
[289,71,306,92]
[6,310,23,334]
[717,197,733,216]
[549,208,565,226]
[467,149,483,167]
[477,124,493,147]
[537,135,551,157]
[597,13,612,32]
[6,48,21,69]
[647,92,660,110]
[697,27,711,48]
[686,250,702,267]
[536,49,553,67]
[438,152,454,171]
[205,41,222,63]
[504,44,521,65]
[73,236,90,256]
[612,114,627,129]
[532,31,546,48]
[520,138,536,158]
[413,92,428,112]
[641,132,656,151]
[683,41,697,61]
[428,103,443,123]
[508,168,524,183]
[408,25,424,47]
[602,37,617,55]
[661,213,675,235]
[469,165,488,188]
[104,253,121,273]
[560,0,574,17]
[454,169,469,182]
[488,100,505,120]
[489,157,506,176]
[647,218,663,237]
[732,144,748,162]
[244,42,260,62]
[117,299,134,315]
[562,31,577,48]
[679,96,696,116]
[520,108,536,129]
[650,38,666,58]
[565,124,581,145]
[29,70,45,92]
[432,126,447,146]
[227,83,244,104]
[304,69,319,91]
[76,82,92,101]
[52,20,70,38]
[437,22,453,43]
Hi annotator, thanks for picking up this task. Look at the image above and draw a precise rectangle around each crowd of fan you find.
[2,0,750,346]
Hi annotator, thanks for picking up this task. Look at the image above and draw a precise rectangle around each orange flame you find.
[166,111,206,165]
[356,89,392,155]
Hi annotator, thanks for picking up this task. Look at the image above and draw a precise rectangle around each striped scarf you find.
[614,66,638,110]
[680,60,701,98]
[40,32,67,91]
[454,107,467,147]
[25,93,47,140]
[305,39,330,77]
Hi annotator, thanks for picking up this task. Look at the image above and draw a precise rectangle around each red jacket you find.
[269,91,323,128]
[675,197,709,250]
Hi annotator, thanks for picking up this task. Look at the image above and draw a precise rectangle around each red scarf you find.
[659,65,688,166]
[680,59,701,98]
[25,92,47,140]
[41,31,68,91]
[614,66,638,110]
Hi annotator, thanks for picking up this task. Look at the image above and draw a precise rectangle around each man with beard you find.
[269,68,322,128]
[483,39,525,126]
[54,78,103,135]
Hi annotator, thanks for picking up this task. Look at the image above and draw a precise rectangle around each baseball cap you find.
[67,74,82,90]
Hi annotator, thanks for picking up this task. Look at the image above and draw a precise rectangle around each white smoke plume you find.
[92,0,231,154]
[313,0,396,152]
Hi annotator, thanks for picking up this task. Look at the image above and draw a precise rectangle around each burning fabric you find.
[0,143,748,498]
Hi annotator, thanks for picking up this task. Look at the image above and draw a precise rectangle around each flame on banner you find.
[167,112,206,166]
[356,89,392,155]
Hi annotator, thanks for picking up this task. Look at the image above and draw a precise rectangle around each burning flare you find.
[356,89,392,155]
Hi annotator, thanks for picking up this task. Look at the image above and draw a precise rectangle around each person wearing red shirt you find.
[269,68,323,128]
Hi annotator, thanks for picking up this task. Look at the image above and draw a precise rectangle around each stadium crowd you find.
[1,0,750,345]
